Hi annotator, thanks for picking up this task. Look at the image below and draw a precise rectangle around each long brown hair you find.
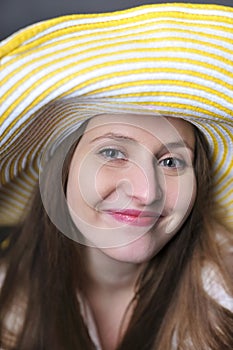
[0,124,233,349]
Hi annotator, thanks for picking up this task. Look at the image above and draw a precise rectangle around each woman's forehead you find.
[83,113,195,148]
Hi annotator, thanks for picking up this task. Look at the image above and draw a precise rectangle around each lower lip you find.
[105,212,160,227]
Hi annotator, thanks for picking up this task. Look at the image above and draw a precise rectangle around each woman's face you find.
[66,114,196,263]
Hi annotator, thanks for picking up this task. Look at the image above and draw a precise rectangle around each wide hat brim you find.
[0,3,233,227]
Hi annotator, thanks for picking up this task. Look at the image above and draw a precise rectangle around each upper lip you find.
[104,209,161,218]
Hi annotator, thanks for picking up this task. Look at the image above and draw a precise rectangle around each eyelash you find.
[158,157,186,169]
[98,148,127,161]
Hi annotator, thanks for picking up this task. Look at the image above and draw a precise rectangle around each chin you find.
[100,232,162,264]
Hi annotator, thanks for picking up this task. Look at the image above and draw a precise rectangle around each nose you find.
[120,157,163,205]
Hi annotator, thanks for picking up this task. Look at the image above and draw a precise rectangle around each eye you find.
[98,148,127,161]
[159,157,186,169]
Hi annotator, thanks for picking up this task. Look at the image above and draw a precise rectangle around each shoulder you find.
[202,263,233,312]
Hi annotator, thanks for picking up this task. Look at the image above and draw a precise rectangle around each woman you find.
[0,3,233,349]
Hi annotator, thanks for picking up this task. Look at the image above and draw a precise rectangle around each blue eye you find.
[159,157,186,169]
[99,148,126,160]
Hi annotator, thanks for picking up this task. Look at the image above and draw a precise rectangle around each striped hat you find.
[1,3,233,227]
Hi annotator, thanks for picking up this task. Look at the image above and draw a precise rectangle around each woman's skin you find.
[66,114,196,349]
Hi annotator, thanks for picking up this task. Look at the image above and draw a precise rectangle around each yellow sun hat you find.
[0,3,233,227]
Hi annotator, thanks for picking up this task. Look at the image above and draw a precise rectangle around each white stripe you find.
[35,22,233,48]
[216,182,233,200]
[0,186,28,203]
[33,24,233,48]
[2,28,233,82]
[95,94,231,118]
[196,123,232,177]
[23,22,233,52]
[0,204,24,216]
[1,5,233,48]
[3,64,232,119]
[1,66,232,148]
[20,6,233,45]
[1,45,233,114]
[83,79,233,107]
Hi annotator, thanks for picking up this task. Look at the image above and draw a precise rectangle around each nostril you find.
[120,165,164,205]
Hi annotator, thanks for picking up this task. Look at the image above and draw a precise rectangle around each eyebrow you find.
[158,141,194,153]
[90,132,136,143]
[91,132,194,153]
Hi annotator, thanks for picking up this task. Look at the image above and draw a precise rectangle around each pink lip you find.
[104,209,161,227]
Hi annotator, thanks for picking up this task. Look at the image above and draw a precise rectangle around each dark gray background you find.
[1,0,233,40]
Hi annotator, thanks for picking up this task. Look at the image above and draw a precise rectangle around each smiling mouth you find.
[104,209,161,227]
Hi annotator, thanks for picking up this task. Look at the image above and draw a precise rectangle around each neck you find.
[84,247,143,292]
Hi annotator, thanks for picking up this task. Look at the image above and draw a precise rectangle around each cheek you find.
[73,156,104,208]
[73,159,121,210]
[94,167,124,203]
[165,172,196,209]
[164,172,197,234]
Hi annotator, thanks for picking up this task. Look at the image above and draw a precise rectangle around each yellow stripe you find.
[96,90,231,117]
[5,19,233,61]
[1,167,38,190]
[215,177,233,197]
[212,125,233,185]
[0,188,30,206]
[102,99,226,119]
[87,78,233,107]
[201,126,219,164]
[0,94,222,185]
[2,33,233,88]
[1,111,58,164]
[224,198,233,207]
[1,53,232,143]
[1,110,86,184]
[218,188,233,203]
[0,99,86,159]
[0,192,28,207]
[2,24,232,82]
[2,3,233,56]
[3,60,233,113]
